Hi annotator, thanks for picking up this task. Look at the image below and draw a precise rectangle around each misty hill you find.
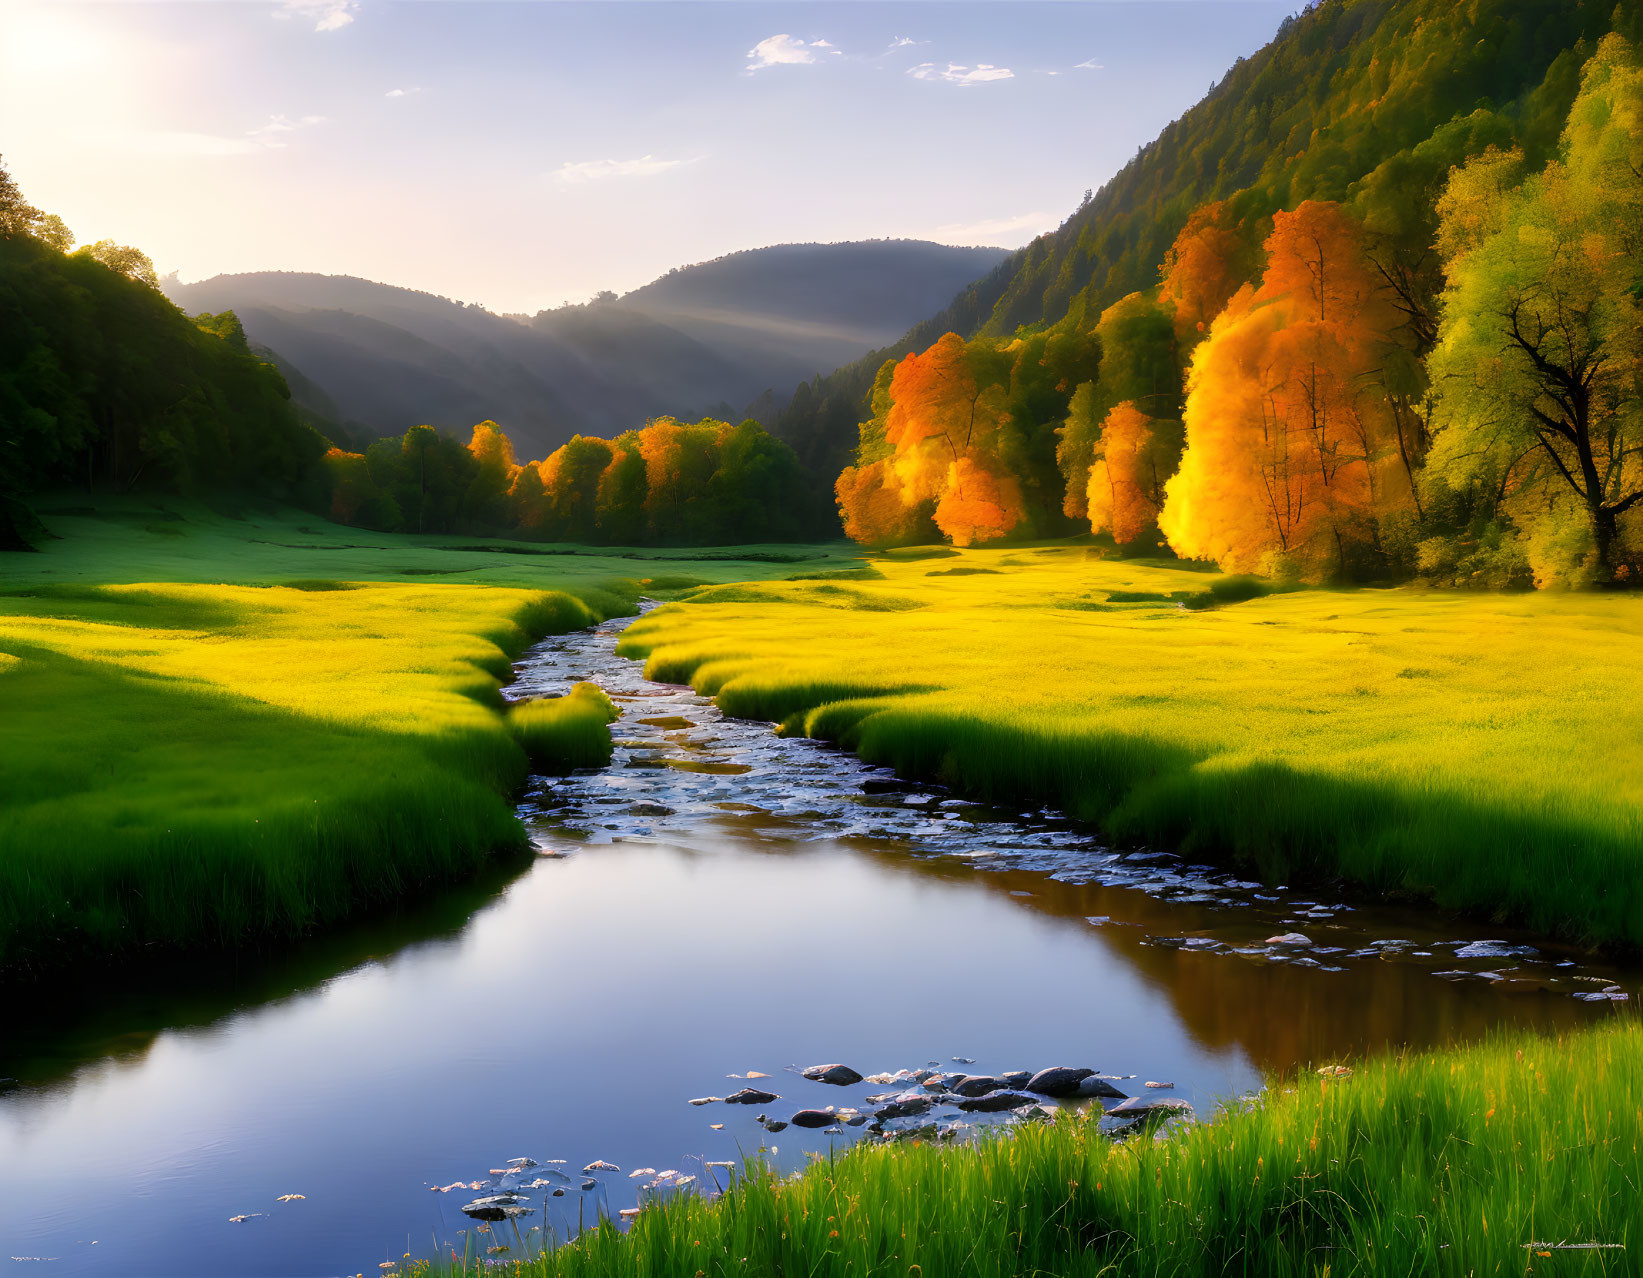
[775,0,1622,478]
[164,240,1008,457]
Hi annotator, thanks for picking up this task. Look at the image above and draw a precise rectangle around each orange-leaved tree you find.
[1161,200,1409,578]
[1085,401,1177,546]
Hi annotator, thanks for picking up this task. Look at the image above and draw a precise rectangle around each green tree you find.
[78,240,159,289]
[1428,35,1643,583]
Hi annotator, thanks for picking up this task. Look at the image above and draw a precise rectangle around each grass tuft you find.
[511,682,621,770]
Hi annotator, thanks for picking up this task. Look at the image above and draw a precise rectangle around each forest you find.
[833,32,1643,585]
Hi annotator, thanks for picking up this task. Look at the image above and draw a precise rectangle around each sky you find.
[0,0,1297,315]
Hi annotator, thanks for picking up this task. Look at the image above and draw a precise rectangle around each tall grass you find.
[618,546,1643,947]
[511,682,621,769]
[429,1018,1641,1277]
[0,582,617,972]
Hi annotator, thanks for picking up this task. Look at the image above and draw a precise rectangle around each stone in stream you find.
[580,1179,598,1192]
[951,1075,1012,1098]
[462,1195,532,1222]
[1075,1075,1128,1099]
[629,803,676,817]
[790,1109,837,1129]
[862,778,916,795]
[582,1160,621,1173]
[801,1064,864,1086]
[1265,933,1313,947]
[1025,1067,1096,1098]
[762,1120,789,1132]
[958,1090,1038,1113]
[725,1087,780,1105]
[1106,1096,1194,1119]
[1000,1070,1033,1089]
[688,1097,721,1106]
[873,1094,933,1121]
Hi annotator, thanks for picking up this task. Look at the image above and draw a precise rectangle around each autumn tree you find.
[1158,200,1251,346]
[1427,35,1643,584]
[595,431,650,544]
[1085,401,1183,546]
[1161,201,1407,577]
[0,153,40,239]
[1057,292,1180,524]
[460,421,519,528]
[539,434,613,542]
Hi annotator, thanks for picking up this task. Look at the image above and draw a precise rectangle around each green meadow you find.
[433,1019,1641,1278]
[0,498,856,974]
[620,545,1643,949]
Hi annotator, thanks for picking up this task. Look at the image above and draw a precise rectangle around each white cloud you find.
[385,87,421,99]
[122,113,324,157]
[555,155,695,185]
[274,0,358,33]
[888,37,922,50]
[746,34,835,71]
[933,211,1057,244]
[1075,58,1105,70]
[908,62,1014,87]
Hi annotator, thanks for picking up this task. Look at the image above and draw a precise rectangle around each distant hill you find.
[773,0,1624,479]
[164,241,1008,457]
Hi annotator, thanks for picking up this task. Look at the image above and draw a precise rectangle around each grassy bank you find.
[0,499,858,973]
[434,1018,1640,1277]
[618,545,1643,948]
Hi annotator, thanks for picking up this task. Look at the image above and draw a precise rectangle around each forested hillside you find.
[780,0,1629,482]
[813,0,1643,588]
[164,242,1008,457]
[0,166,323,549]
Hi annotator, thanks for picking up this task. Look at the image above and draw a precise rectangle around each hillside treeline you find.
[836,25,1643,586]
[0,157,833,548]
[322,416,831,545]
[0,166,324,548]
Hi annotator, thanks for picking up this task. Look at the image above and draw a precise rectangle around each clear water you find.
[0,611,1631,1276]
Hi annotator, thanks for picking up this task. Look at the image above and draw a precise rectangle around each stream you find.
[0,607,1633,1276]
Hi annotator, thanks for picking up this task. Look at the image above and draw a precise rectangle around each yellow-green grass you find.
[0,501,859,973]
[618,545,1643,948]
[434,1018,1642,1278]
[512,682,622,770]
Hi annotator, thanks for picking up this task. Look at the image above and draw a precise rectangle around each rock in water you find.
[1107,1096,1194,1118]
[582,1161,621,1173]
[1001,1070,1033,1089]
[725,1087,780,1105]
[789,1109,837,1128]
[1076,1075,1128,1099]
[462,1196,532,1222]
[1265,933,1313,947]
[873,1095,932,1120]
[1026,1067,1096,1097]
[801,1064,864,1086]
[951,1075,1011,1098]
[957,1090,1038,1113]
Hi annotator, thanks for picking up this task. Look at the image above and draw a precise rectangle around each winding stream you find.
[0,609,1633,1276]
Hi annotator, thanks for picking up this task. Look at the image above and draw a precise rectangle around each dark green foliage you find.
[0,228,324,535]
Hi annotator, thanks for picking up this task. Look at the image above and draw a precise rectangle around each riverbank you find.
[618,544,1643,949]
[0,499,858,974]
[432,1017,1639,1278]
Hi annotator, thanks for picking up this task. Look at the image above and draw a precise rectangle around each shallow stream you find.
[0,609,1633,1276]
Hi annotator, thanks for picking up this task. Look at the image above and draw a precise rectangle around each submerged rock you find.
[790,1109,837,1129]
[1026,1067,1095,1097]
[801,1064,864,1086]
[462,1195,532,1221]
[1076,1076,1128,1099]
